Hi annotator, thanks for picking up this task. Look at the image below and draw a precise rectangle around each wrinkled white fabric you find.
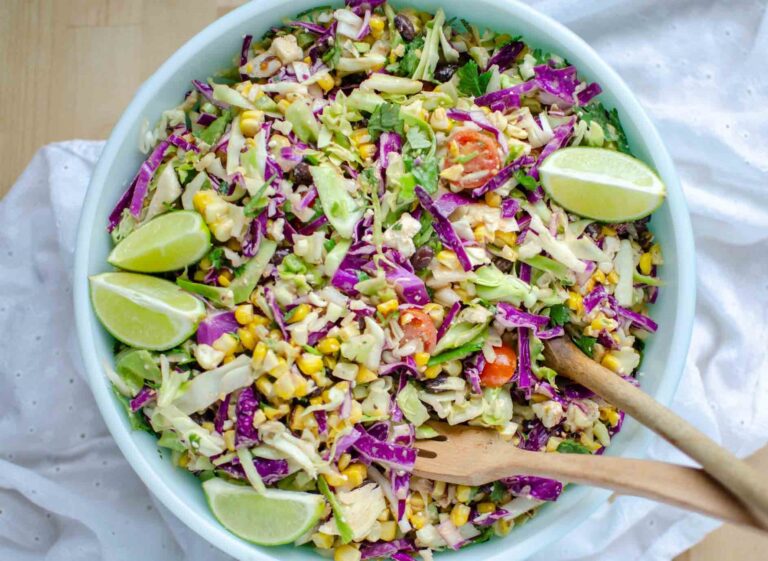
[0,1,766,560]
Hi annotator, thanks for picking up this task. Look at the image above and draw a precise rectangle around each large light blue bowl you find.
[73,1,696,559]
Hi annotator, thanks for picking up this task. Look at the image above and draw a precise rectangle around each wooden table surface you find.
[1,1,766,559]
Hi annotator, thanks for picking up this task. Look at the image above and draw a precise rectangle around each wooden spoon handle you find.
[491,450,760,529]
[544,337,768,529]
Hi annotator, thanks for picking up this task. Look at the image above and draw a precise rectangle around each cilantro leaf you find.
[321,41,341,70]
[514,170,538,191]
[409,155,439,194]
[406,126,431,150]
[456,61,492,98]
[490,481,507,502]
[393,36,424,77]
[548,304,570,326]
[367,102,404,141]
[557,440,592,454]
[576,101,630,154]
[572,335,597,357]
[195,109,233,146]
[208,247,225,270]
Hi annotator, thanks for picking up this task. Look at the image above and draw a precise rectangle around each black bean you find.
[293,162,312,186]
[492,256,514,274]
[394,14,416,42]
[411,246,434,270]
[434,64,458,83]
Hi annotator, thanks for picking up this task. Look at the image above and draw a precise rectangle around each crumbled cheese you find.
[270,35,303,64]
[382,213,421,258]
[532,400,565,429]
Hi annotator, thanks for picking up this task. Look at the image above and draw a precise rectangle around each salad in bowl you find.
[89,1,666,559]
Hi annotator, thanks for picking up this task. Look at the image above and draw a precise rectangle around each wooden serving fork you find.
[413,421,761,530]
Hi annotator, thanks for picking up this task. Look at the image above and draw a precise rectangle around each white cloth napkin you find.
[1,1,766,559]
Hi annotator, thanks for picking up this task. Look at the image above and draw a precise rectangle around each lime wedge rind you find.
[202,478,326,546]
[107,210,211,273]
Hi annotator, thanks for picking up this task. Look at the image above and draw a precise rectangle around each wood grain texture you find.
[414,423,760,529]
[1,1,767,558]
[544,337,768,529]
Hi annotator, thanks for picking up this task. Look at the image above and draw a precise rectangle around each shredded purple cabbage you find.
[234,387,260,447]
[502,475,563,501]
[415,186,473,271]
[196,311,240,346]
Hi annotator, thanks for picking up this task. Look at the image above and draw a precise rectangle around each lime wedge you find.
[539,147,666,222]
[108,211,211,272]
[202,478,326,545]
[90,272,205,350]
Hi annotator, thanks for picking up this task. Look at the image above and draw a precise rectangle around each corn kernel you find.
[274,372,298,400]
[495,231,517,247]
[323,471,348,487]
[201,421,215,432]
[357,143,376,160]
[223,429,236,452]
[316,337,339,355]
[477,502,496,514]
[317,73,334,92]
[192,190,216,214]
[379,520,397,542]
[590,313,608,331]
[455,485,473,503]
[601,353,622,374]
[531,393,548,403]
[436,250,459,269]
[607,270,619,284]
[409,494,425,511]
[250,315,270,327]
[348,400,363,423]
[369,16,386,32]
[451,503,471,527]
[277,99,291,114]
[377,508,391,522]
[600,406,620,427]
[255,377,273,399]
[414,352,430,367]
[355,365,378,384]
[193,270,206,281]
[424,365,441,379]
[341,464,367,489]
[297,353,324,375]
[566,291,583,312]
[546,435,563,453]
[495,518,513,535]
[376,299,399,316]
[216,273,230,287]
[237,328,256,350]
[290,406,307,431]
[337,453,352,472]
[484,191,502,208]
[334,544,361,561]
[583,278,596,293]
[639,252,653,275]
[409,511,427,530]
[592,269,607,284]
[432,480,446,499]
[252,342,267,364]
[311,532,335,550]
[213,333,238,356]
[473,225,492,243]
[177,453,190,468]
[287,303,310,324]
[350,128,371,146]
[601,225,617,236]
[235,304,254,325]
[240,111,264,137]
[579,432,603,451]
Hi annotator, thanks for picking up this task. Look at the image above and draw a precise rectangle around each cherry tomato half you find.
[400,308,437,354]
[480,345,518,387]
[444,128,502,190]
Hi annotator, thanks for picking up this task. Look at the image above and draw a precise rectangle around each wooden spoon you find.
[413,422,760,529]
[543,337,768,529]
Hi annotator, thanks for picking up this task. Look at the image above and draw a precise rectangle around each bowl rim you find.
[73,1,696,560]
